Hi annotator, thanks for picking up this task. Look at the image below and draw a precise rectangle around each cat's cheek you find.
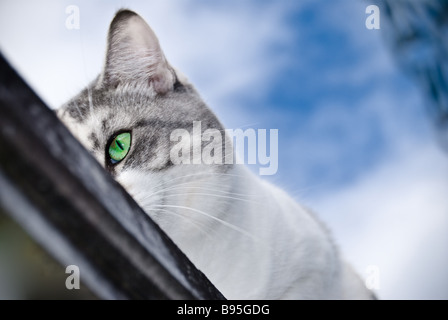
[115,171,138,197]
[114,169,162,209]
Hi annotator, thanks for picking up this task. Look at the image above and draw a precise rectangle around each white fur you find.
[115,163,372,299]
[61,112,373,299]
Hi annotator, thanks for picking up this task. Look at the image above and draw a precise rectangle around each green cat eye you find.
[108,132,131,164]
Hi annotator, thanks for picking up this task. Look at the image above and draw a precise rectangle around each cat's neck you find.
[173,165,338,299]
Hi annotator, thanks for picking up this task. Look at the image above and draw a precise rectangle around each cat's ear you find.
[99,10,174,94]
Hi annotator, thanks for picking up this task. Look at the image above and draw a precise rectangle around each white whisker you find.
[160,171,246,186]
[156,208,214,240]
[141,172,255,200]
[151,204,259,242]
[149,184,260,200]
[72,101,83,120]
[162,192,259,204]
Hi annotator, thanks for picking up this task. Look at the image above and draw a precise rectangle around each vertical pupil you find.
[116,139,125,151]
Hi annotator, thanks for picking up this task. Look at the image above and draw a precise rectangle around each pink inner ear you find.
[149,66,174,94]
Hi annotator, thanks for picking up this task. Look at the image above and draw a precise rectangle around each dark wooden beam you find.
[0,52,225,300]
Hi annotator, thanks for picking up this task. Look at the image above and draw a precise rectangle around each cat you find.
[57,9,374,300]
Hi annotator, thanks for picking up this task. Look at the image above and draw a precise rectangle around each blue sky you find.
[1,0,447,299]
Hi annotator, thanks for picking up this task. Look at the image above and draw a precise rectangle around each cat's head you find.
[57,10,233,246]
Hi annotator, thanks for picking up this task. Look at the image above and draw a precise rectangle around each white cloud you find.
[309,139,448,299]
[267,1,448,299]
[0,0,294,116]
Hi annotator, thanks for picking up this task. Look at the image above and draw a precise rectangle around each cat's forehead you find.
[57,81,215,147]
[62,86,181,123]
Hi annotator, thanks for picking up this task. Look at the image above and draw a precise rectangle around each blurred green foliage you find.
[0,209,96,299]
